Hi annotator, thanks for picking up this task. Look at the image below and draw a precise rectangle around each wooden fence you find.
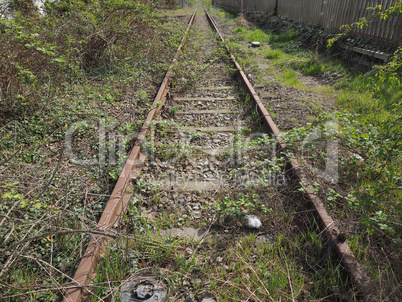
[215,0,402,48]
[214,0,277,14]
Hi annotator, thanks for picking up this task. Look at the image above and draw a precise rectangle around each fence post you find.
[397,14,402,47]
[350,0,360,25]
[320,0,327,29]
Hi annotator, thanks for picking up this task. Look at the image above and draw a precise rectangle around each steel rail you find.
[204,9,372,300]
[64,8,198,302]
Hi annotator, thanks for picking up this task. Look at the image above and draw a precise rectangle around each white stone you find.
[245,215,262,229]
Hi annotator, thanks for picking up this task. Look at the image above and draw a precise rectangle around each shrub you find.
[0,0,155,118]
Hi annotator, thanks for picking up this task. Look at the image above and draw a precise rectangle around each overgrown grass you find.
[233,19,401,121]
[225,9,402,299]
[302,61,324,75]
[269,29,299,44]
[0,1,187,300]
[235,26,270,43]
[217,8,237,23]
[235,27,299,45]
[89,194,354,301]
[335,74,402,121]
[277,68,307,89]
[264,48,283,60]
[282,69,299,86]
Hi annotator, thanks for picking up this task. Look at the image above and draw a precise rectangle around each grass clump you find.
[264,48,283,60]
[217,8,237,23]
[235,26,270,43]
[283,69,298,84]
[246,28,270,43]
[302,61,324,75]
[234,25,245,33]
[279,68,307,89]
[269,29,299,44]
[90,204,353,301]
[335,74,402,121]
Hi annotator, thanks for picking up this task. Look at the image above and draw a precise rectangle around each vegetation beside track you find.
[0,1,400,300]
[0,1,188,300]
[214,7,401,300]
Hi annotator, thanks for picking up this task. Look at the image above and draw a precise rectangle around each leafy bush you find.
[284,111,401,244]
[0,0,155,118]
[0,1,185,299]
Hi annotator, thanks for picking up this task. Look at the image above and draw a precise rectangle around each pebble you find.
[245,215,262,229]
[256,233,276,243]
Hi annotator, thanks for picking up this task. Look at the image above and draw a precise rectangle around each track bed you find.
[71,12,365,302]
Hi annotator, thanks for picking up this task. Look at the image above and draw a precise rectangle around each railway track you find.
[65,7,371,302]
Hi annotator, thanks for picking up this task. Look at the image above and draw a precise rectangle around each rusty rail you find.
[64,8,197,302]
[204,9,372,300]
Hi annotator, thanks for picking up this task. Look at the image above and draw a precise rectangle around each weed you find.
[220,8,402,299]
[234,26,245,33]
[302,61,324,75]
[246,28,270,43]
[281,69,300,86]
[269,29,299,44]
[283,111,401,245]
[335,74,402,122]
[211,194,272,224]
[236,27,270,43]
[0,1,187,299]
[170,104,180,116]
[217,9,237,22]
[264,48,283,60]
